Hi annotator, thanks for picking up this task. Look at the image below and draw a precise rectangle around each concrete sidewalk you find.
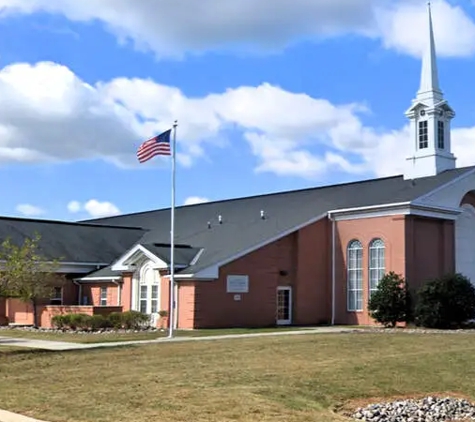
[0,326,356,351]
[0,409,48,422]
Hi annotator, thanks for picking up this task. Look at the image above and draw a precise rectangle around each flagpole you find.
[168,120,178,339]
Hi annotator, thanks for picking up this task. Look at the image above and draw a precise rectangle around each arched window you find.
[347,240,363,311]
[138,263,160,315]
[369,239,385,297]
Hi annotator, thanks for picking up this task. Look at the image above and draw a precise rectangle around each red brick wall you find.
[193,233,297,328]
[121,273,133,311]
[182,219,331,329]
[404,216,455,294]
[294,219,331,325]
[81,283,119,306]
[177,282,195,329]
[334,215,406,325]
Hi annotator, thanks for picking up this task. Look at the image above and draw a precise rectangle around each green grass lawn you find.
[1,332,475,422]
[0,326,319,343]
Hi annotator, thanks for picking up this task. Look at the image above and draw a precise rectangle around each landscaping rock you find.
[352,397,475,421]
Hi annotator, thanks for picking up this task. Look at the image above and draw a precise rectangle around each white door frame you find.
[276,286,292,325]
[132,261,160,326]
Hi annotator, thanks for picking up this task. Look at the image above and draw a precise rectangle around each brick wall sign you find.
[226,275,249,293]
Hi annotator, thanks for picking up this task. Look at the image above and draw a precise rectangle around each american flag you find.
[137,129,172,163]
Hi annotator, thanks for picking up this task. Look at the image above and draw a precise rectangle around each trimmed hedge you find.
[51,310,152,331]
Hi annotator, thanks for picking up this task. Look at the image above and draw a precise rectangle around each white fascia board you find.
[329,202,461,221]
[74,276,122,282]
[327,201,411,216]
[111,244,168,271]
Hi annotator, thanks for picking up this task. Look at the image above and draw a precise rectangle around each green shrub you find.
[51,314,66,329]
[68,313,92,331]
[90,314,110,331]
[415,273,475,329]
[121,310,150,330]
[108,312,123,329]
[368,272,411,328]
[60,314,72,328]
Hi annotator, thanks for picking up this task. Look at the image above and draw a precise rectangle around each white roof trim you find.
[74,276,122,282]
[189,248,204,266]
[111,244,168,271]
[327,201,411,216]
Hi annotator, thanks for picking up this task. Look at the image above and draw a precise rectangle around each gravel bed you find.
[0,326,163,335]
[352,396,475,421]
[355,328,475,335]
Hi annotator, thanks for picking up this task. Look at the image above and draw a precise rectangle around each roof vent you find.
[260,210,266,220]
[218,215,223,224]
[207,221,211,229]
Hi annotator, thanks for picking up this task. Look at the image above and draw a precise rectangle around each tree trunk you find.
[32,298,38,328]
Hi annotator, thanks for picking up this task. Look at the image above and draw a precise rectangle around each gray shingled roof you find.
[79,266,120,281]
[0,217,145,263]
[83,166,475,275]
[141,244,202,267]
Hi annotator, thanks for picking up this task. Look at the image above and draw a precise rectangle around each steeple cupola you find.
[403,2,456,180]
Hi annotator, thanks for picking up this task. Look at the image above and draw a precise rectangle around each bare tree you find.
[0,233,65,328]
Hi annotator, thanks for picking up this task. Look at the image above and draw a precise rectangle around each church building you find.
[1,5,475,329]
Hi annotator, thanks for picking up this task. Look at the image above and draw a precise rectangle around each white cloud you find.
[67,200,81,213]
[67,199,121,218]
[15,203,45,217]
[183,196,210,206]
[374,0,475,58]
[0,0,474,58]
[0,60,474,181]
[84,200,121,218]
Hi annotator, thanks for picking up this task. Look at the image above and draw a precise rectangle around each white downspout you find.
[174,283,178,330]
[329,213,336,326]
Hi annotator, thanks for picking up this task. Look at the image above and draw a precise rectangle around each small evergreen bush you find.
[51,314,66,329]
[68,313,92,331]
[121,310,150,330]
[415,273,475,329]
[108,312,123,329]
[49,310,151,331]
[90,314,110,331]
[368,272,410,328]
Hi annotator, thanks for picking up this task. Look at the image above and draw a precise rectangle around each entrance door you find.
[138,265,160,327]
[276,286,292,325]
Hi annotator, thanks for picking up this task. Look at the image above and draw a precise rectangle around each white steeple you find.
[403,1,456,180]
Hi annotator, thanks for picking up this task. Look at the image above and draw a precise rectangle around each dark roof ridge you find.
[82,173,405,221]
[0,215,145,231]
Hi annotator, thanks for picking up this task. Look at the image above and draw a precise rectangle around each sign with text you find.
[226,275,249,293]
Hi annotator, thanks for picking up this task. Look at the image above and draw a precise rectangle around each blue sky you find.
[1,0,475,220]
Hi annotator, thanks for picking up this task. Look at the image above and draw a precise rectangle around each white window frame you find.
[347,240,363,312]
[100,286,108,306]
[136,262,160,315]
[369,239,385,297]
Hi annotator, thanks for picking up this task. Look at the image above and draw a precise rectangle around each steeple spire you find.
[403,1,456,180]
[418,1,442,101]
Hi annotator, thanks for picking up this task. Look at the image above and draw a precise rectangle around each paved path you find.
[0,409,48,422]
[0,326,356,351]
